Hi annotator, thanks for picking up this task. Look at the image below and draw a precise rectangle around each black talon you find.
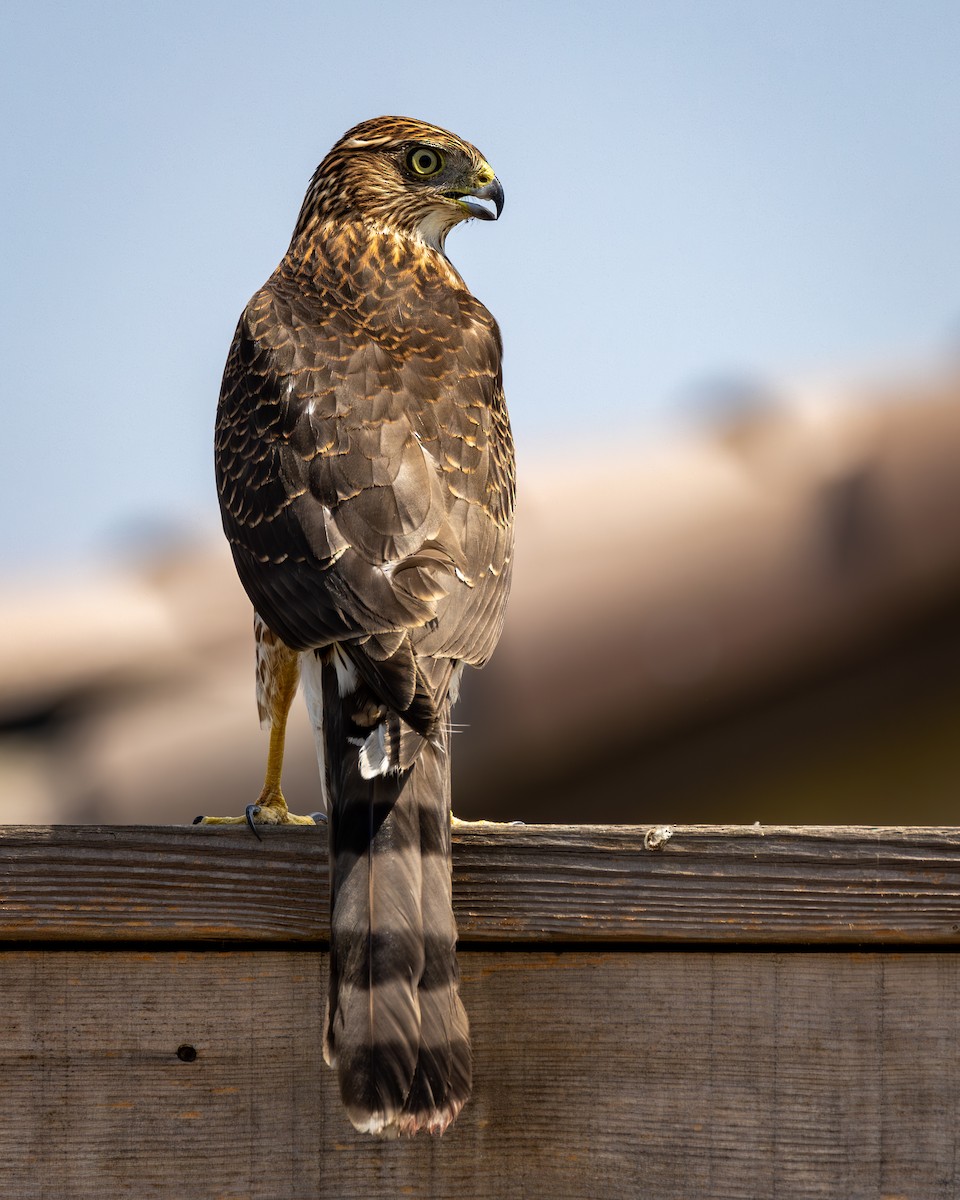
[245,804,263,840]
[310,812,328,825]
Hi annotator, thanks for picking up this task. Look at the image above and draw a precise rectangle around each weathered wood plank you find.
[1,948,958,1199]
[1,824,960,943]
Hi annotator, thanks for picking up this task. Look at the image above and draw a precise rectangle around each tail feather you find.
[317,655,471,1137]
[397,724,470,1136]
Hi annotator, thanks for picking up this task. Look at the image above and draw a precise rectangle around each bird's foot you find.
[451,814,525,828]
[193,788,321,839]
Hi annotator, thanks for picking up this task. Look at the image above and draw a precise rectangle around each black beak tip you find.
[489,177,505,220]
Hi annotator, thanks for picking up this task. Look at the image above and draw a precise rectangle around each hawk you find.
[204,116,514,1138]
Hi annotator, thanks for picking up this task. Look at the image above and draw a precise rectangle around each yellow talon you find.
[451,814,523,828]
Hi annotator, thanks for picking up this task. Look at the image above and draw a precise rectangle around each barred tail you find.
[315,657,471,1137]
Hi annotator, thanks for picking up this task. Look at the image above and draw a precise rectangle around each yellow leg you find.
[195,646,317,831]
[250,653,315,825]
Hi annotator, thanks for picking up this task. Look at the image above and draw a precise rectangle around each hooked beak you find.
[452,176,505,222]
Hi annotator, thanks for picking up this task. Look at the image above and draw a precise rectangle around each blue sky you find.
[3,0,959,573]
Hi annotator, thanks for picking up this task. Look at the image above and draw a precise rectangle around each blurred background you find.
[2,0,960,826]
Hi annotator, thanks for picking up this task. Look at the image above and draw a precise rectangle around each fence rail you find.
[1,824,958,1198]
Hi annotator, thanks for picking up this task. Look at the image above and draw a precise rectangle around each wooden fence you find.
[1,824,959,1198]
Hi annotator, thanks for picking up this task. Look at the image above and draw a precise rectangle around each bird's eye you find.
[406,146,444,177]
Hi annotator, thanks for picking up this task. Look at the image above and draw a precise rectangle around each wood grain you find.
[1,824,960,943]
[0,948,958,1199]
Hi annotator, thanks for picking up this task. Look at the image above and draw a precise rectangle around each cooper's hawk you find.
[204,117,514,1137]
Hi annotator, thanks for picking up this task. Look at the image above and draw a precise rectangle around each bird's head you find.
[292,116,504,251]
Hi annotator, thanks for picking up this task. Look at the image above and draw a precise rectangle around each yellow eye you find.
[406,145,444,177]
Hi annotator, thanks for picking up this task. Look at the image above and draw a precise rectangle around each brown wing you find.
[215,234,515,729]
